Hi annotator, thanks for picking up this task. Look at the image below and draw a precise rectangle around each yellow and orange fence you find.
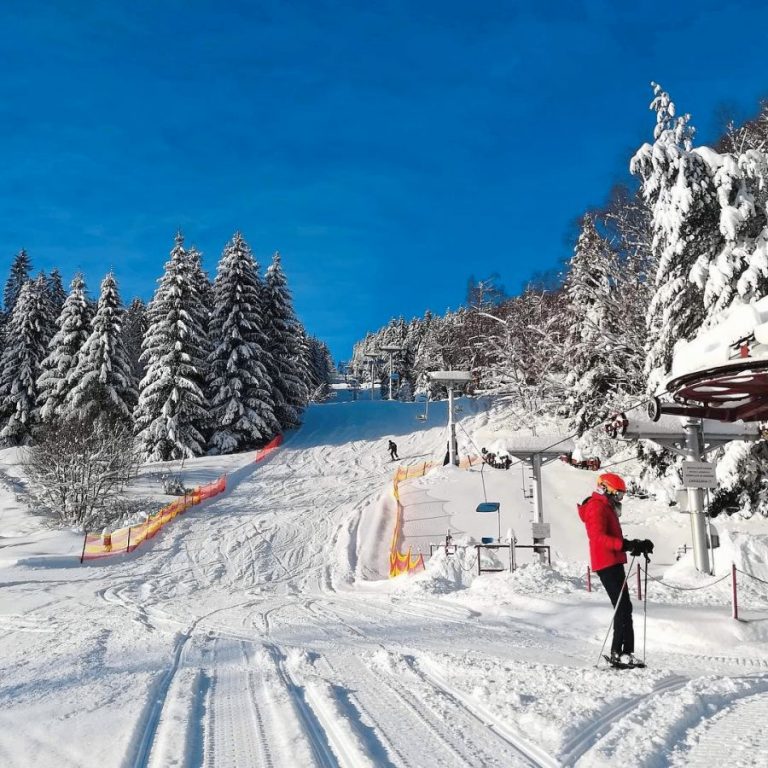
[79,434,283,562]
[388,455,480,577]
[80,475,226,561]
[390,465,426,577]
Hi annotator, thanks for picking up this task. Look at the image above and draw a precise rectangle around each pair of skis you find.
[602,654,646,670]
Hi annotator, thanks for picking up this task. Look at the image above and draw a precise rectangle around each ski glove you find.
[622,538,654,556]
[639,539,654,555]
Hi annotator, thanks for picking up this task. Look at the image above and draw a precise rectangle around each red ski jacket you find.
[578,491,626,572]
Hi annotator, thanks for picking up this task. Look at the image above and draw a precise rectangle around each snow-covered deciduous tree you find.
[206,233,277,453]
[264,251,308,427]
[37,274,92,422]
[23,417,140,526]
[0,279,55,444]
[631,83,720,390]
[66,272,136,425]
[135,234,210,460]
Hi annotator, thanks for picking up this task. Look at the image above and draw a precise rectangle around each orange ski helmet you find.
[598,472,626,495]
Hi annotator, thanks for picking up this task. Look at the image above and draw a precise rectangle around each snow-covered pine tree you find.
[122,298,148,387]
[206,233,278,453]
[0,279,54,444]
[47,268,67,315]
[65,272,136,425]
[630,83,721,391]
[187,246,213,317]
[264,252,309,428]
[687,144,768,319]
[37,274,92,422]
[599,185,654,391]
[2,249,31,321]
[135,234,210,460]
[304,335,334,402]
[563,213,622,431]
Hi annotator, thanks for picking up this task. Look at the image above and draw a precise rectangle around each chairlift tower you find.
[606,413,760,574]
[495,435,576,564]
[363,353,380,401]
[379,344,406,401]
[428,371,472,466]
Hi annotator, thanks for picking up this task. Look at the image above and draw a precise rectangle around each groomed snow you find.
[2,395,768,767]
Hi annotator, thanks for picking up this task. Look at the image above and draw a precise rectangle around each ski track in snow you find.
[3,400,768,766]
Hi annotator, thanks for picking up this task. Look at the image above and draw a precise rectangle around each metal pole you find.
[389,352,393,401]
[531,454,546,564]
[685,419,710,574]
[370,359,374,401]
[448,385,457,466]
[732,563,738,620]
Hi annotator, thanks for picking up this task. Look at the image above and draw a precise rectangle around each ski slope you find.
[2,396,768,767]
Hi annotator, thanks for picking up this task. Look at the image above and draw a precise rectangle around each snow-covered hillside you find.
[2,396,768,767]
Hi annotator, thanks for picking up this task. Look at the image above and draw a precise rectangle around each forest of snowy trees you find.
[0,232,334,464]
[349,83,768,518]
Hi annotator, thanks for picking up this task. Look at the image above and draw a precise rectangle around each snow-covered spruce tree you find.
[599,185,654,388]
[563,213,624,431]
[46,268,67,315]
[187,246,213,317]
[205,233,277,453]
[65,272,136,425]
[264,251,308,428]
[2,248,32,321]
[0,279,55,444]
[688,145,768,319]
[37,274,92,422]
[304,335,334,402]
[630,83,721,392]
[122,298,148,387]
[135,234,210,460]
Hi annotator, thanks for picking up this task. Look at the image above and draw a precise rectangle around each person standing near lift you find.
[578,473,653,668]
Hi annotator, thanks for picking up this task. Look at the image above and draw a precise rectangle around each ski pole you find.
[642,553,650,663]
[596,555,636,667]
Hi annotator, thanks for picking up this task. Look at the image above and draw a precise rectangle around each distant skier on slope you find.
[578,473,654,668]
[388,440,399,461]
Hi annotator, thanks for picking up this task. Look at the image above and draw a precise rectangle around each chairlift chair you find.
[416,394,429,421]
[643,296,768,423]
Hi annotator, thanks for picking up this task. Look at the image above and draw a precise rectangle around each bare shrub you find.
[22,419,140,527]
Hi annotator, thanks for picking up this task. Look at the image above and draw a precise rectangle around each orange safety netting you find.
[81,434,285,562]
[81,476,226,561]
[388,455,479,577]
[254,433,283,461]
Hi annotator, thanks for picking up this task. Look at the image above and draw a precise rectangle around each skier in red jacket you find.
[578,473,653,667]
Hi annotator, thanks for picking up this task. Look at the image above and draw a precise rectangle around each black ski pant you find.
[597,562,634,655]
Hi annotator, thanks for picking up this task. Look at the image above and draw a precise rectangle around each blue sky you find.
[2,1,768,362]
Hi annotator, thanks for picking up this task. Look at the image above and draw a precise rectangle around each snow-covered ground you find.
[2,395,768,767]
